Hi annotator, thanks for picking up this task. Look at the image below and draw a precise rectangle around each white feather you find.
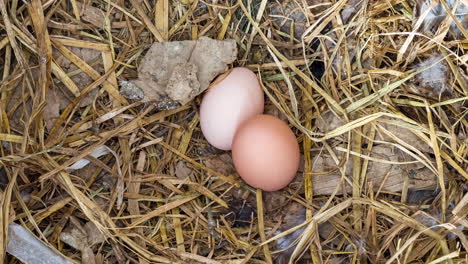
[414,56,450,97]
[67,145,110,171]
[418,0,468,36]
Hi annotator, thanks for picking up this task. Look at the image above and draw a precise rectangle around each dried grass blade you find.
[302,0,347,42]
[172,206,185,252]
[177,114,198,154]
[352,129,363,231]
[168,1,197,37]
[129,0,164,42]
[289,199,354,262]
[256,190,272,263]
[385,226,442,264]
[52,40,101,80]
[238,0,346,117]
[175,251,221,264]
[370,199,452,259]
[191,184,227,208]
[241,0,267,62]
[267,47,299,119]
[159,141,239,186]
[102,51,128,105]
[425,102,446,218]
[440,150,468,180]
[452,192,468,217]
[0,133,24,143]
[345,72,416,113]
[78,104,138,132]
[0,0,26,69]
[0,188,8,260]
[54,166,171,263]
[439,0,468,40]
[69,0,80,20]
[320,112,386,141]
[335,147,421,164]
[41,108,154,181]
[132,138,164,152]
[426,251,459,264]
[240,246,259,264]
[375,126,437,174]
[51,62,81,96]
[27,0,52,103]
[128,193,199,228]
[51,38,110,51]
[217,11,232,40]
[431,97,468,107]
[155,0,169,40]
[0,37,8,50]
[105,0,142,25]
[396,0,436,62]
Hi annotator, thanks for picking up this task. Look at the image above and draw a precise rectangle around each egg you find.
[200,67,264,150]
[232,115,300,191]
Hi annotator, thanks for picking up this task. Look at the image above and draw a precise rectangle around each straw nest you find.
[0,0,467,263]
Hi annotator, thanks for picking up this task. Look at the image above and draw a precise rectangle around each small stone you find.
[119,80,145,101]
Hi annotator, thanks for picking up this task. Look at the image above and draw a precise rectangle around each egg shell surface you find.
[232,114,300,191]
[200,67,264,150]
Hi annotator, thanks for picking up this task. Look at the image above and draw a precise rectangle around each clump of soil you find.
[126,37,238,106]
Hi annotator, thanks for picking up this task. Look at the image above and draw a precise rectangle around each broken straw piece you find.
[7,223,74,264]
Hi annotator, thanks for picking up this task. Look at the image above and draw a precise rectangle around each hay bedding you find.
[0,0,467,263]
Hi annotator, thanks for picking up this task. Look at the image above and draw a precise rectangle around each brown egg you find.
[231,115,300,191]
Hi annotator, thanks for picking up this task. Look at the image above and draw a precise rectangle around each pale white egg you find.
[199,67,264,150]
